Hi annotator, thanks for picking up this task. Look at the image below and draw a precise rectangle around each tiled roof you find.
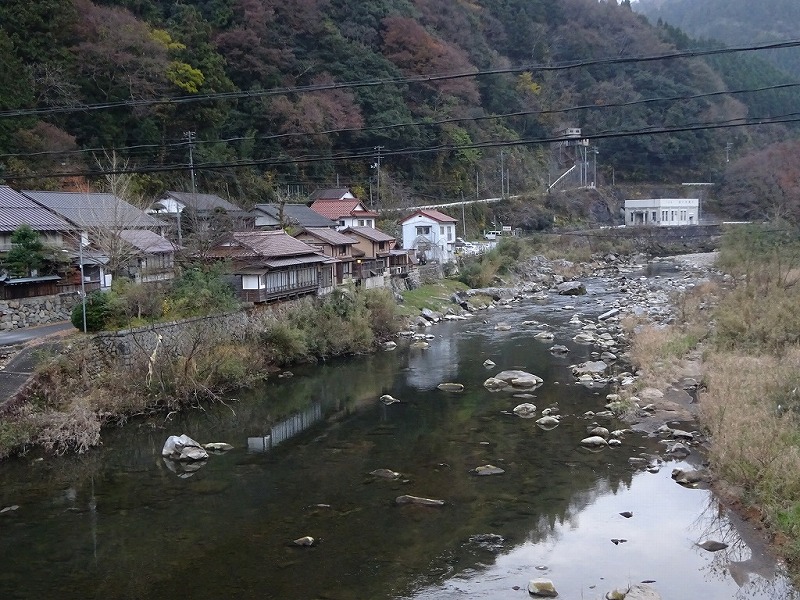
[400,208,458,223]
[298,228,358,245]
[164,191,242,212]
[209,230,319,260]
[250,204,336,228]
[119,229,178,254]
[0,186,73,232]
[309,199,378,219]
[22,190,165,229]
[343,226,396,242]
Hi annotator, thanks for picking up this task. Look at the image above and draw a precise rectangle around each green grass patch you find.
[400,279,469,314]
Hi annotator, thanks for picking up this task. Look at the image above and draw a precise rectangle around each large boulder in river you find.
[494,370,543,388]
[571,361,608,377]
[557,281,587,296]
[528,578,558,597]
[162,434,209,461]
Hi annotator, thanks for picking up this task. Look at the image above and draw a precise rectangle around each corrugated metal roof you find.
[0,186,73,232]
[119,229,178,254]
[22,190,166,229]
[164,191,243,212]
[308,188,355,201]
[250,203,336,228]
[263,254,330,268]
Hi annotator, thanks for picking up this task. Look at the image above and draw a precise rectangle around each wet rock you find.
[588,426,610,439]
[471,464,505,476]
[494,370,544,388]
[395,495,445,507]
[671,468,709,485]
[536,416,560,430]
[382,341,397,350]
[557,281,587,296]
[528,578,558,597]
[624,584,663,600]
[534,331,555,341]
[380,394,401,405]
[548,345,570,354]
[619,511,633,518]
[665,442,691,458]
[580,436,608,448]
[292,536,315,547]
[162,434,209,461]
[513,403,537,418]
[572,361,608,376]
[670,429,694,441]
[370,468,401,479]
[573,332,595,343]
[437,382,464,392]
[203,442,233,452]
[495,323,512,331]
[483,359,496,368]
[420,308,442,322]
[0,505,19,514]
[608,439,623,447]
[698,540,728,552]
[410,340,430,349]
[483,377,508,391]
[598,308,620,320]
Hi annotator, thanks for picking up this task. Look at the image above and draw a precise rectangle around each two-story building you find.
[624,199,700,226]
[309,198,378,231]
[293,227,359,285]
[399,209,459,264]
[249,204,337,230]
[205,230,335,303]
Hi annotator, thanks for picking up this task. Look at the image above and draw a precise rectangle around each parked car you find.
[484,230,502,240]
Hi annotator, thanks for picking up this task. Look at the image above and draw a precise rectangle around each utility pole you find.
[461,191,467,237]
[181,130,196,246]
[373,146,384,208]
[725,142,733,163]
[500,150,505,198]
[593,147,599,187]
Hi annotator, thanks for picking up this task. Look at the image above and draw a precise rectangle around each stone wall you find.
[0,292,81,330]
[92,311,250,369]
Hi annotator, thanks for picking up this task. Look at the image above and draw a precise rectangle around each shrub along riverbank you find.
[0,286,401,459]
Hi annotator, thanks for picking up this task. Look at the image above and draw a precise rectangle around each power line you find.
[3,79,799,163]
[1,38,800,120]
[5,110,800,182]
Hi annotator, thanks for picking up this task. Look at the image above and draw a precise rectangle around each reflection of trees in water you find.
[691,496,799,599]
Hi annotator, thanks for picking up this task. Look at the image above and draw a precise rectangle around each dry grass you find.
[700,350,800,564]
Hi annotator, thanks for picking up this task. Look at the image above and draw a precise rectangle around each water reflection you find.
[0,274,796,599]
[247,402,323,453]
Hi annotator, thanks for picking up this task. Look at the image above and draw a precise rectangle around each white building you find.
[624,198,699,226]
[399,209,458,264]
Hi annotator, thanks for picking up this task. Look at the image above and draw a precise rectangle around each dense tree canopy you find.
[0,0,797,215]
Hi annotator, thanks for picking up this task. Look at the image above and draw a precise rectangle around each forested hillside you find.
[0,0,797,209]
[635,0,800,78]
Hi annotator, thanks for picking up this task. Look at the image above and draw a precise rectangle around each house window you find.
[416,226,431,235]
[630,213,634,223]
[447,226,453,241]
[339,220,345,227]
[652,211,657,221]
[320,266,333,288]
[440,226,445,235]
[358,219,365,226]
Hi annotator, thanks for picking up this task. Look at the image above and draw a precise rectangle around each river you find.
[0,268,796,599]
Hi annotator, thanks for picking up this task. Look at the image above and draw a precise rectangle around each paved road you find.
[0,321,75,347]
[0,322,77,411]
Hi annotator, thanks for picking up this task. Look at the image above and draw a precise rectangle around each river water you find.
[0,271,797,599]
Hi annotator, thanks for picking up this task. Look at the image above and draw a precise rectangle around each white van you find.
[484,230,501,240]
